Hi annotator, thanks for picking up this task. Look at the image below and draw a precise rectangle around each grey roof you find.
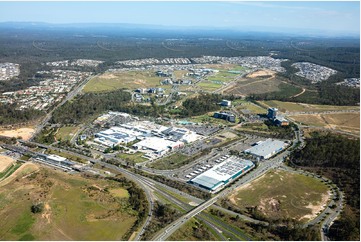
[245,139,286,158]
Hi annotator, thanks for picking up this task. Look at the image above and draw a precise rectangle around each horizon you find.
[0,1,359,37]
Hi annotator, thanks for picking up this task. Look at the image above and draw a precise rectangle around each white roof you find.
[134,137,182,152]
[47,154,67,162]
[245,139,286,157]
[190,156,254,190]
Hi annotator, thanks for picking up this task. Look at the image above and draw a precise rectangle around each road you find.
[31,74,97,140]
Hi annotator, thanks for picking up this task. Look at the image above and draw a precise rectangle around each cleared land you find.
[0,166,137,240]
[0,127,35,141]
[229,170,330,222]
[55,126,79,141]
[246,69,275,78]
[289,112,360,134]
[0,155,14,172]
[223,75,285,96]
[83,70,164,92]
[258,100,360,113]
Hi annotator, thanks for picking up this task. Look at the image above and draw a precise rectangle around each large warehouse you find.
[244,138,288,160]
[188,156,254,193]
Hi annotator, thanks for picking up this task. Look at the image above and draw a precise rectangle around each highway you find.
[14,122,344,241]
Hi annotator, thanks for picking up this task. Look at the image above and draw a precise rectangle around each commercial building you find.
[220,99,231,107]
[213,111,236,123]
[132,137,183,155]
[188,156,254,193]
[244,138,288,160]
[267,107,278,119]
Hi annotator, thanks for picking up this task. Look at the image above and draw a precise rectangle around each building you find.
[275,116,289,126]
[188,156,254,193]
[132,137,183,155]
[213,111,236,123]
[267,107,278,120]
[220,100,231,107]
[244,138,288,160]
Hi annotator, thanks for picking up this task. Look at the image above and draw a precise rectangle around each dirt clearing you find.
[0,155,15,172]
[0,127,35,140]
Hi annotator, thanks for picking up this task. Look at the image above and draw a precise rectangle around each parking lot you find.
[178,135,263,181]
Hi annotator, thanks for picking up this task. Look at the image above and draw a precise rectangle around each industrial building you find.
[188,156,254,193]
[213,111,236,123]
[244,138,288,160]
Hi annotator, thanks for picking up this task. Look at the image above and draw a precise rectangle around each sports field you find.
[258,100,360,113]
[0,167,137,240]
[229,170,330,222]
[83,70,164,92]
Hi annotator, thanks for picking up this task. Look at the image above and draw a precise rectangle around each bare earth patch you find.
[300,192,330,220]
[0,155,15,172]
[0,127,35,140]
[247,69,276,78]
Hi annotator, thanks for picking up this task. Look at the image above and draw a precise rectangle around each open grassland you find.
[235,101,267,114]
[55,126,79,141]
[224,76,285,96]
[289,112,360,134]
[147,153,189,170]
[83,70,164,92]
[0,167,137,241]
[0,127,35,141]
[258,100,360,113]
[229,170,330,222]
[207,70,240,83]
[173,70,188,79]
[167,218,219,241]
[117,152,148,163]
[46,149,88,164]
[196,80,223,91]
[0,155,14,172]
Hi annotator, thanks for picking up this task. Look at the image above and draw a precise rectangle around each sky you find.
[0,1,359,35]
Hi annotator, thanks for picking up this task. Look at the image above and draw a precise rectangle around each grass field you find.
[83,70,164,92]
[0,155,15,172]
[289,112,360,134]
[109,188,129,198]
[117,152,148,163]
[235,101,267,114]
[196,80,223,91]
[207,70,240,83]
[229,170,329,222]
[0,167,137,240]
[46,149,88,164]
[224,77,284,96]
[147,153,189,170]
[55,126,79,141]
[258,100,360,113]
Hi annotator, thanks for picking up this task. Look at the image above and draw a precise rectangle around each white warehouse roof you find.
[244,139,287,159]
[189,156,254,192]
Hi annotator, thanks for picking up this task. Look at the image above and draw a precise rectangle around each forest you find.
[0,103,44,125]
[180,93,223,117]
[289,132,360,241]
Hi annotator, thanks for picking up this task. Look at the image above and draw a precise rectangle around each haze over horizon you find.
[0,1,359,37]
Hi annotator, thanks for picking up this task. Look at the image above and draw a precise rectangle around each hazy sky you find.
[0,1,359,35]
